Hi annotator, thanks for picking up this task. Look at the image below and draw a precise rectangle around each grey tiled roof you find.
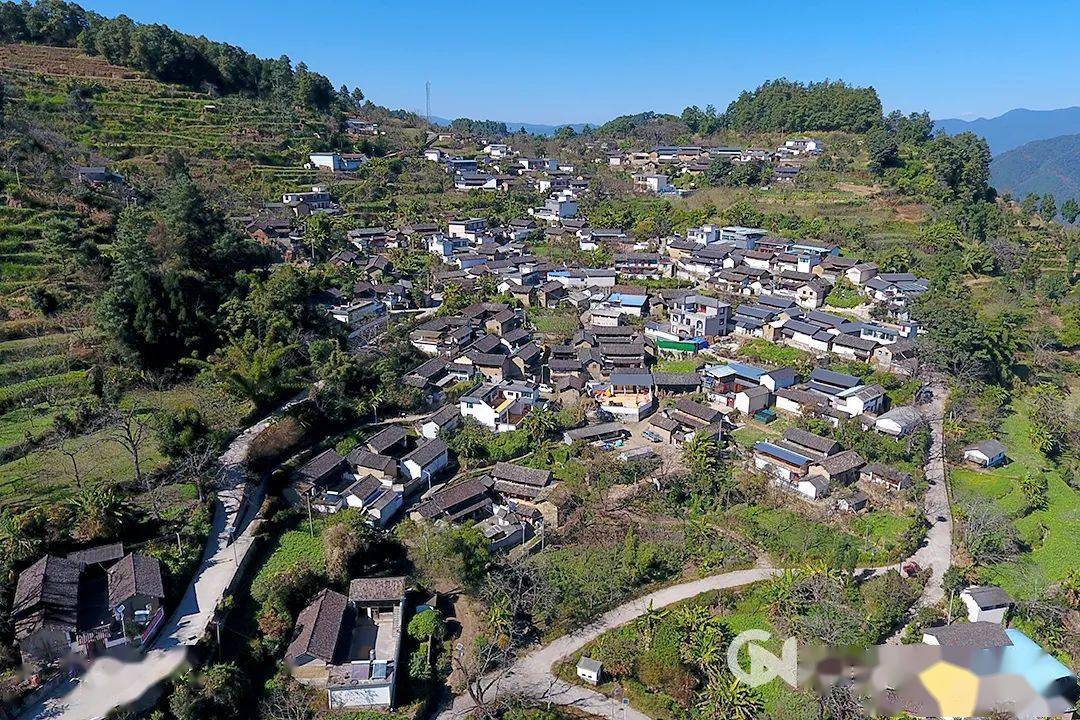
[107,553,164,607]
[285,588,348,663]
[348,576,407,604]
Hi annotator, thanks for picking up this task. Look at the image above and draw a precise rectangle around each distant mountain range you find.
[935,107,1080,155]
[990,133,1080,200]
[428,116,592,136]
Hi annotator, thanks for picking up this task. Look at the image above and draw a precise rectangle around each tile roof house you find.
[286,578,408,709]
[366,426,409,456]
[922,621,1012,648]
[14,551,164,668]
[859,463,913,491]
[400,439,449,492]
[781,427,840,459]
[420,404,463,439]
[106,553,165,611]
[809,449,865,485]
[491,462,553,500]
[412,477,493,522]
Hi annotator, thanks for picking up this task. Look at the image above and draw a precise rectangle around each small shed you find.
[963,440,1007,468]
[577,656,602,685]
[960,585,1013,624]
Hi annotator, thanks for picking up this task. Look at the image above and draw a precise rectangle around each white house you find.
[633,173,675,194]
[309,152,367,172]
[734,385,770,415]
[399,439,448,492]
[459,382,539,432]
[874,406,923,437]
[963,440,1007,468]
[835,384,886,417]
[483,143,511,158]
[960,586,1013,624]
[420,404,462,439]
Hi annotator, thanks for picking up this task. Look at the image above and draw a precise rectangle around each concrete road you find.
[434,568,782,720]
[16,393,307,720]
[911,379,952,607]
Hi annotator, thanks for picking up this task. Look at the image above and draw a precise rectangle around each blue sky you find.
[77,0,1080,125]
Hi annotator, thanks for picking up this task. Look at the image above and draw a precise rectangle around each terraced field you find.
[0,44,328,186]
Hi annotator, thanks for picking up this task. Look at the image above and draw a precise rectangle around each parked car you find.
[642,430,662,443]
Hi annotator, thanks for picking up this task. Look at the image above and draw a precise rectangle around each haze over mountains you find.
[429,116,591,136]
[935,107,1080,201]
[935,107,1080,155]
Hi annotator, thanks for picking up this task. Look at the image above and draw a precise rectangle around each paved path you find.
[435,568,781,720]
[911,380,952,607]
[17,394,308,720]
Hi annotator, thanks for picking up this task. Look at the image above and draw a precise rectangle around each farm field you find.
[726,503,916,566]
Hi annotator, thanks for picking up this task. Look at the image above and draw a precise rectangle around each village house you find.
[460,381,540,432]
[589,371,656,421]
[808,449,866,489]
[14,549,164,668]
[668,295,730,339]
[399,439,449,493]
[286,577,407,709]
[859,463,913,492]
[874,406,923,437]
[420,404,463,439]
[960,586,1014,624]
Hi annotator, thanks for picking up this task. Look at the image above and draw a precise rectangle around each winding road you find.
[436,381,953,719]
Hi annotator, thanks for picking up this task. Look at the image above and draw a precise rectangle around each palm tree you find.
[361,388,387,423]
[696,675,762,720]
[521,404,558,443]
[70,486,130,542]
[637,600,668,644]
[0,511,37,561]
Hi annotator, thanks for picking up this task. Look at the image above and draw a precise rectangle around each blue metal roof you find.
[724,361,767,379]
[754,442,812,467]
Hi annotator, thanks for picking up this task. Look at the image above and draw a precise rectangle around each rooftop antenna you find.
[425,81,431,124]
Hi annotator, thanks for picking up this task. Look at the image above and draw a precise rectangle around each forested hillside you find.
[991,133,1080,202]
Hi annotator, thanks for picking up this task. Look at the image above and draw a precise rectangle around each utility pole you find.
[425,81,431,124]
[306,494,314,537]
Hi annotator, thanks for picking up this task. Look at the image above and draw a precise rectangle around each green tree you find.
[170,664,248,720]
[1040,193,1058,222]
[695,676,762,720]
[520,404,558,443]
[1020,193,1039,217]
[865,125,898,174]
[1018,472,1049,514]
[69,486,130,542]
[1060,197,1080,224]
[185,332,303,409]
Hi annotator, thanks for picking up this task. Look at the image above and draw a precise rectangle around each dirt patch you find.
[0,44,143,81]
[836,182,878,197]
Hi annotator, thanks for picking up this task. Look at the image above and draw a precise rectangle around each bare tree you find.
[258,680,314,720]
[452,562,557,717]
[106,408,158,515]
[817,683,869,720]
[174,443,222,502]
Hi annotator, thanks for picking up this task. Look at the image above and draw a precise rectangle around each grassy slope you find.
[950,403,1080,597]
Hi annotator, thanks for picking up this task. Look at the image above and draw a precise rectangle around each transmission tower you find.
[425,81,431,123]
